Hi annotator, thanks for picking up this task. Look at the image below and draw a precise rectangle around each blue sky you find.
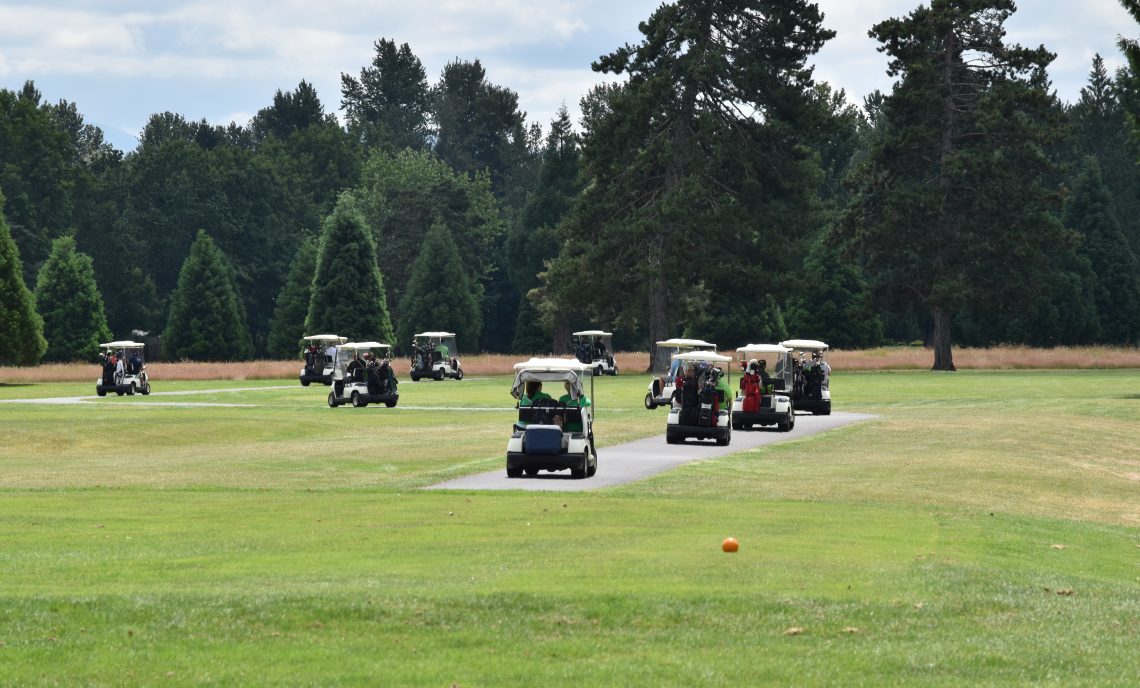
[1,1,1134,152]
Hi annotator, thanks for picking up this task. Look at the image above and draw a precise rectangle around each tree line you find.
[2,0,1139,370]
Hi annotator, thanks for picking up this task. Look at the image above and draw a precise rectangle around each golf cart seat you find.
[515,404,583,430]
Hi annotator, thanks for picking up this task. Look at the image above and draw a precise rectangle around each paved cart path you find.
[426,411,876,492]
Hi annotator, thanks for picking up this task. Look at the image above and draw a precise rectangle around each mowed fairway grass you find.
[0,369,1137,686]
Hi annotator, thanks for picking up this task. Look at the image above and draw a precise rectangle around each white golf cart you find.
[96,340,150,397]
[665,351,733,446]
[506,358,597,479]
[299,334,346,386]
[327,342,399,408]
[409,331,463,381]
[781,339,832,415]
[572,329,618,376]
[644,338,717,409]
[731,344,795,432]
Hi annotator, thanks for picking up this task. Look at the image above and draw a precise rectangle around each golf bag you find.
[740,373,761,413]
[678,376,701,426]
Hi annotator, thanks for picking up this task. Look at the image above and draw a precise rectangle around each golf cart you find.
[299,334,346,386]
[327,342,399,408]
[409,331,463,381]
[644,338,717,409]
[96,341,150,397]
[506,358,597,479]
[731,344,795,432]
[665,351,733,446]
[572,330,617,376]
[781,339,832,415]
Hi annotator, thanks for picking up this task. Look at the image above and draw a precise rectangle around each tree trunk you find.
[551,311,569,356]
[648,278,669,373]
[931,307,956,371]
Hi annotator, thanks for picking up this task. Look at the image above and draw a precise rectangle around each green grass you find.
[0,370,1137,686]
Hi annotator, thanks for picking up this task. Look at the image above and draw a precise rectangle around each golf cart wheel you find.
[644,393,656,410]
[455,368,464,381]
[351,392,367,408]
[141,383,150,395]
[778,413,792,432]
[410,374,420,382]
[384,398,397,408]
[731,420,742,430]
[611,366,618,376]
[716,429,731,447]
[116,390,124,396]
[594,365,603,377]
[433,369,444,381]
[666,434,682,445]
[301,379,310,387]
[524,467,538,477]
[586,449,597,477]
[97,388,106,397]
[571,451,588,479]
[127,383,136,396]
[328,392,337,408]
[506,465,523,478]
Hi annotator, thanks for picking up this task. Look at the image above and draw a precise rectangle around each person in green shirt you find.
[558,381,592,432]
[435,341,450,364]
[713,367,732,406]
[519,380,551,406]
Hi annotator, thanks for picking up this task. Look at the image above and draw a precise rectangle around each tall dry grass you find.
[2,346,1137,383]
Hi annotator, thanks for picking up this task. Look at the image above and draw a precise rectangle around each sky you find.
[0,1,1135,153]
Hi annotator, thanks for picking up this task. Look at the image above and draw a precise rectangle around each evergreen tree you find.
[1118,0,1140,139]
[0,190,47,365]
[340,39,431,151]
[543,0,834,371]
[508,106,582,352]
[396,220,481,347]
[34,236,112,362]
[165,230,254,361]
[1066,157,1140,344]
[305,194,395,343]
[835,0,1068,370]
[267,237,318,359]
[354,149,504,325]
[1066,55,1140,257]
[784,241,884,349]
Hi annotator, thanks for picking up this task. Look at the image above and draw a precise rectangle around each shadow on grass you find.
[0,383,35,388]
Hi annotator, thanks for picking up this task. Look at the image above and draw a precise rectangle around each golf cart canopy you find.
[511,358,589,400]
[671,351,732,364]
[100,340,144,351]
[780,339,829,352]
[573,330,612,338]
[657,338,716,350]
[341,341,392,354]
[415,331,455,339]
[737,344,791,357]
[303,334,347,344]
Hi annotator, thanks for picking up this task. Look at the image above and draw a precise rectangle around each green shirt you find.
[558,393,590,432]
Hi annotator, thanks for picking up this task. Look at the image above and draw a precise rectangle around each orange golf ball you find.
[722,537,739,552]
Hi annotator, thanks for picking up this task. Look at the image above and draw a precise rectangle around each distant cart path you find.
[427,411,876,492]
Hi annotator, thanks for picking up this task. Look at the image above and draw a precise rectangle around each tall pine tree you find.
[305,194,395,343]
[165,230,254,361]
[1066,157,1140,344]
[34,236,112,362]
[267,236,318,359]
[396,220,481,348]
[836,0,1068,369]
[0,189,47,365]
[542,0,834,371]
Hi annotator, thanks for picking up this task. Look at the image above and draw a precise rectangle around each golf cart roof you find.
[656,338,716,349]
[99,340,144,349]
[737,343,791,356]
[511,358,589,399]
[671,350,732,364]
[414,331,455,339]
[781,339,829,352]
[573,330,612,337]
[341,341,392,352]
[302,334,347,344]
